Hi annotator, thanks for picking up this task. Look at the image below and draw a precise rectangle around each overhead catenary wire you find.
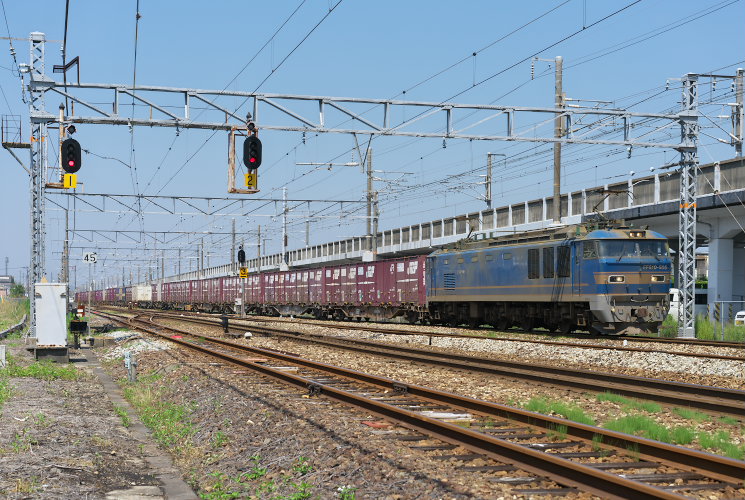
[57,4,744,284]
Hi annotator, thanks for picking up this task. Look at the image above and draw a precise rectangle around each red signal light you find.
[249,157,256,163]
[68,160,75,167]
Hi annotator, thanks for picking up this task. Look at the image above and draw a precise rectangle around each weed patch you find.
[695,315,745,341]
[697,430,745,460]
[198,454,319,499]
[718,416,739,426]
[113,405,131,428]
[210,430,228,448]
[0,299,29,331]
[524,397,595,426]
[604,415,701,447]
[2,353,79,381]
[0,376,11,409]
[13,476,39,494]
[124,385,194,448]
[596,392,661,413]
[672,407,710,422]
[658,314,678,338]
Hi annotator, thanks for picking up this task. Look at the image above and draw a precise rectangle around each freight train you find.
[78,222,672,335]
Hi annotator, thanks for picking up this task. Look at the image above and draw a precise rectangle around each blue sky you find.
[0,0,743,287]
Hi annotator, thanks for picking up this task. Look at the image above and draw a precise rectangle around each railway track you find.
[95,309,745,499]
[106,306,745,357]
[144,311,745,418]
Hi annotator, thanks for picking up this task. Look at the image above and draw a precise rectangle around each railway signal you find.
[243,135,262,168]
[237,245,246,265]
[61,138,82,173]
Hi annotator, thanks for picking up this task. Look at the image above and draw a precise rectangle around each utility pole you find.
[178,248,181,276]
[62,208,69,282]
[485,153,506,210]
[257,225,261,274]
[231,218,236,271]
[486,154,492,210]
[372,192,379,259]
[553,55,564,222]
[59,102,69,302]
[366,148,373,250]
[4,257,7,276]
[200,238,204,277]
[736,68,744,156]
[240,237,245,318]
[677,73,699,338]
[281,187,288,268]
[27,32,48,337]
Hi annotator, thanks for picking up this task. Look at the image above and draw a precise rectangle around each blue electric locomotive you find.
[426,223,672,335]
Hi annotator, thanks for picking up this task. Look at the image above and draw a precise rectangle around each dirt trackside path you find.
[0,340,194,499]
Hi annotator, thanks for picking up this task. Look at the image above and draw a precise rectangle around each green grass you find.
[604,415,689,444]
[658,314,678,338]
[210,430,228,448]
[672,407,710,422]
[2,353,79,381]
[603,415,743,457]
[113,405,131,428]
[697,430,745,460]
[523,397,596,426]
[695,315,745,341]
[0,299,28,332]
[718,416,739,426]
[596,392,662,413]
[0,375,11,409]
[659,314,745,341]
[198,455,319,499]
[123,384,194,448]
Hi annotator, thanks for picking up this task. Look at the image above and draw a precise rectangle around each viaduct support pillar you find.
[708,237,734,321]
[732,246,745,303]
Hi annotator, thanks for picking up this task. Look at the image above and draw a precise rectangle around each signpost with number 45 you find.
[83,252,97,264]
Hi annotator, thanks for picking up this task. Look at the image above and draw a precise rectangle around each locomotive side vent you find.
[443,273,456,292]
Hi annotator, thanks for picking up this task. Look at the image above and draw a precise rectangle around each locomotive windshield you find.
[597,240,668,259]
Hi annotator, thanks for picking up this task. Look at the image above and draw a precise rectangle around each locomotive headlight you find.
[651,275,665,282]
[608,275,625,283]
[629,231,646,238]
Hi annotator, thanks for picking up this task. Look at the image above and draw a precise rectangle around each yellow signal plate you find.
[239,267,248,279]
[63,173,77,189]
[245,171,257,189]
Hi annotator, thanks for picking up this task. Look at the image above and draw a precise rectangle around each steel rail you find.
[95,309,745,487]
[147,312,745,418]
[108,307,745,350]
[98,310,744,497]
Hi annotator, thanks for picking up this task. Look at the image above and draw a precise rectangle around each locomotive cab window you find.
[598,240,668,259]
[528,249,539,279]
[583,241,598,259]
